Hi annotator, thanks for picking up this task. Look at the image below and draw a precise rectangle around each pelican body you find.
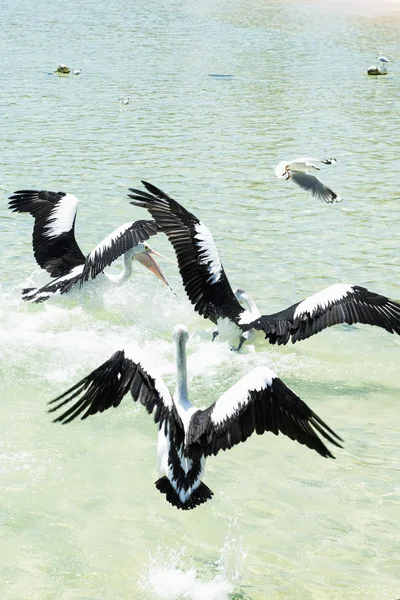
[128,182,400,351]
[8,189,172,303]
[49,325,342,510]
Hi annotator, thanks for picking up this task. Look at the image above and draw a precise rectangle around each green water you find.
[1,0,399,598]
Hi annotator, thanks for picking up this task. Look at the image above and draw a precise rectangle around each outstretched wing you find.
[22,264,85,303]
[187,366,342,459]
[8,190,85,276]
[128,181,243,323]
[81,219,160,282]
[48,350,183,441]
[290,171,341,203]
[250,284,400,345]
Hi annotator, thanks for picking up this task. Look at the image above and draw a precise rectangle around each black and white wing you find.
[128,181,243,324]
[289,171,342,203]
[22,264,85,303]
[249,284,400,345]
[8,190,86,277]
[187,366,342,459]
[48,350,183,441]
[80,219,160,282]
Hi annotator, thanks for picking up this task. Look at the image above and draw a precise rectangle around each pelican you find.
[8,189,172,303]
[275,157,342,204]
[212,288,259,348]
[128,181,400,351]
[48,324,342,510]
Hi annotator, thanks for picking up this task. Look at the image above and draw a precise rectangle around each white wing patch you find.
[237,309,258,325]
[89,222,133,260]
[44,193,79,238]
[135,356,174,409]
[211,366,275,426]
[194,222,222,284]
[294,283,354,319]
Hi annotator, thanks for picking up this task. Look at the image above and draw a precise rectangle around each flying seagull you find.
[275,157,342,204]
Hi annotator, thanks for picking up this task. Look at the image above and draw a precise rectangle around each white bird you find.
[212,288,260,347]
[377,52,391,63]
[119,96,130,105]
[275,157,342,204]
[8,189,172,303]
[48,324,342,510]
[128,181,400,351]
[72,68,82,75]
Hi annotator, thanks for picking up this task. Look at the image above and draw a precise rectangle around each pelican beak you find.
[148,248,175,264]
[135,252,175,294]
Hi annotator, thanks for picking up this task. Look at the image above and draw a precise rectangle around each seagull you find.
[377,52,391,63]
[48,324,343,510]
[8,189,172,303]
[275,157,342,204]
[119,96,130,105]
[72,68,82,75]
[128,181,400,351]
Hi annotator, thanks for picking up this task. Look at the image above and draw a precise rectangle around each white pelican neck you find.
[173,325,189,405]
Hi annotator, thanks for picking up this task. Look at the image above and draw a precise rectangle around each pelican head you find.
[131,242,173,286]
[173,324,189,345]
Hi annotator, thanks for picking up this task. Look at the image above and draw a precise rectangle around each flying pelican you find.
[128,181,400,351]
[275,157,342,204]
[48,324,342,510]
[8,189,172,303]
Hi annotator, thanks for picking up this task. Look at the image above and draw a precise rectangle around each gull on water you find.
[275,157,342,204]
[48,324,343,510]
[119,96,130,105]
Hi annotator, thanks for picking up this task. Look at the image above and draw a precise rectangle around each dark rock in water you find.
[208,74,234,79]
[56,64,70,74]
[367,65,387,76]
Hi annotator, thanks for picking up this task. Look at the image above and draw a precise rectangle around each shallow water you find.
[1,0,399,598]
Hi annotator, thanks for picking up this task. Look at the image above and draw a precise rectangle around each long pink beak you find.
[135,252,173,291]
[149,248,175,264]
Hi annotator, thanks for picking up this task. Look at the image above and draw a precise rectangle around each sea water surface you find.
[0,1,399,598]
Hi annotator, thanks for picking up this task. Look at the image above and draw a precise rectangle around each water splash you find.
[139,525,248,600]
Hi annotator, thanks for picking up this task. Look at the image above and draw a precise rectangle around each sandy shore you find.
[300,0,400,19]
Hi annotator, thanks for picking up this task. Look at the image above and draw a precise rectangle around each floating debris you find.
[56,64,70,74]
